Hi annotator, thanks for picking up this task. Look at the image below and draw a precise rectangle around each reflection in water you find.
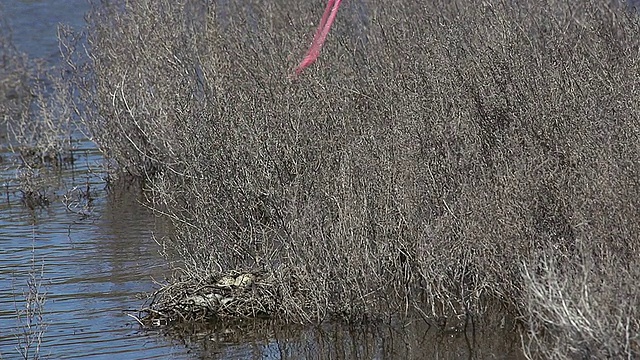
[0,141,188,359]
[157,313,524,359]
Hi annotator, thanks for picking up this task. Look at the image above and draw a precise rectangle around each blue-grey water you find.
[0,141,185,359]
[0,2,189,358]
[0,2,523,359]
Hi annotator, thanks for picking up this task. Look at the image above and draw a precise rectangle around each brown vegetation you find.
[1,18,77,212]
[0,18,30,143]
[1,20,74,167]
[13,241,48,360]
[69,0,640,358]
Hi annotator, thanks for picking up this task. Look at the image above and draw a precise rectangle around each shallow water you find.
[0,2,525,359]
[0,3,187,358]
[0,139,188,359]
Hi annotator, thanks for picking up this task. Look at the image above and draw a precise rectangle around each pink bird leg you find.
[294,0,342,76]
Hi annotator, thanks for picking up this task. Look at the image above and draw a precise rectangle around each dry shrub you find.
[73,0,640,357]
[1,18,74,168]
[521,252,640,359]
[13,239,48,360]
[1,15,77,212]
[0,18,31,143]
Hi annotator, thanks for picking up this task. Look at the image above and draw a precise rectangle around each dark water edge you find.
[151,311,525,359]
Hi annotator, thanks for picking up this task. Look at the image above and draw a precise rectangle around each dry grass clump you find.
[73,0,640,357]
[0,19,31,143]
[1,16,77,212]
[13,240,48,360]
[143,271,278,325]
[521,253,640,358]
[1,19,74,168]
[9,61,75,170]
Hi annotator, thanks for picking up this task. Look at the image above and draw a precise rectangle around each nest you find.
[141,270,280,327]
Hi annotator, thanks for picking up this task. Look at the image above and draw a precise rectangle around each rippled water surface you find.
[0,141,188,359]
[0,2,188,358]
[0,2,525,359]
[0,143,185,358]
